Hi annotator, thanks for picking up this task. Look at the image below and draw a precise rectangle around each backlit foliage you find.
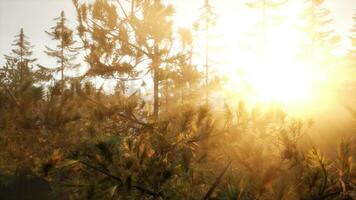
[0,0,355,200]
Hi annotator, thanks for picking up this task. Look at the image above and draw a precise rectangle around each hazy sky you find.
[0,0,355,67]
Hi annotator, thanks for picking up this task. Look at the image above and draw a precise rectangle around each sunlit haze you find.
[0,0,355,114]
[1,1,356,199]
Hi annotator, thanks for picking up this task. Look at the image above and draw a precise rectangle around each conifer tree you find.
[45,11,79,93]
[201,0,217,104]
[300,0,339,58]
[167,27,199,104]
[3,28,37,87]
[161,26,201,109]
[245,0,287,60]
[137,0,175,119]
[0,29,45,114]
[73,0,189,120]
[171,54,201,106]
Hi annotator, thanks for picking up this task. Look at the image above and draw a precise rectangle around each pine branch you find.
[87,18,151,58]
[0,82,20,107]
[79,160,163,198]
[201,161,232,200]
[133,185,163,198]
[86,97,154,128]
[79,160,122,183]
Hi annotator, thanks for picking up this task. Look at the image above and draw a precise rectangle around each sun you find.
[222,59,316,108]
[219,21,327,112]
[219,24,317,109]
[170,0,337,113]
[245,61,315,104]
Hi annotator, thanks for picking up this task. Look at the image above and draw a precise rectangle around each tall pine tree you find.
[245,0,287,60]
[1,29,45,110]
[3,28,37,87]
[73,0,189,120]
[300,0,339,59]
[45,11,79,93]
[161,26,201,109]
[200,0,217,104]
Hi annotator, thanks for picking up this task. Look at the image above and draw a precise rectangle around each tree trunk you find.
[153,46,159,120]
[61,46,64,93]
[165,64,169,111]
[61,16,65,94]
[205,0,209,105]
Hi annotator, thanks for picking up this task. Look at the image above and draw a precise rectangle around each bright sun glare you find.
[231,26,320,108]
[220,18,322,110]
[246,62,314,104]
[172,0,341,113]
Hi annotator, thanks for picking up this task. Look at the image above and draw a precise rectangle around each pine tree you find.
[45,11,79,93]
[172,54,201,106]
[176,27,200,105]
[73,0,189,120]
[300,0,339,59]
[137,0,175,119]
[0,29,45,113]
[3,28,37,86]
[245,0,287,60]
[161,26,201,110]
[201,0,217,104]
